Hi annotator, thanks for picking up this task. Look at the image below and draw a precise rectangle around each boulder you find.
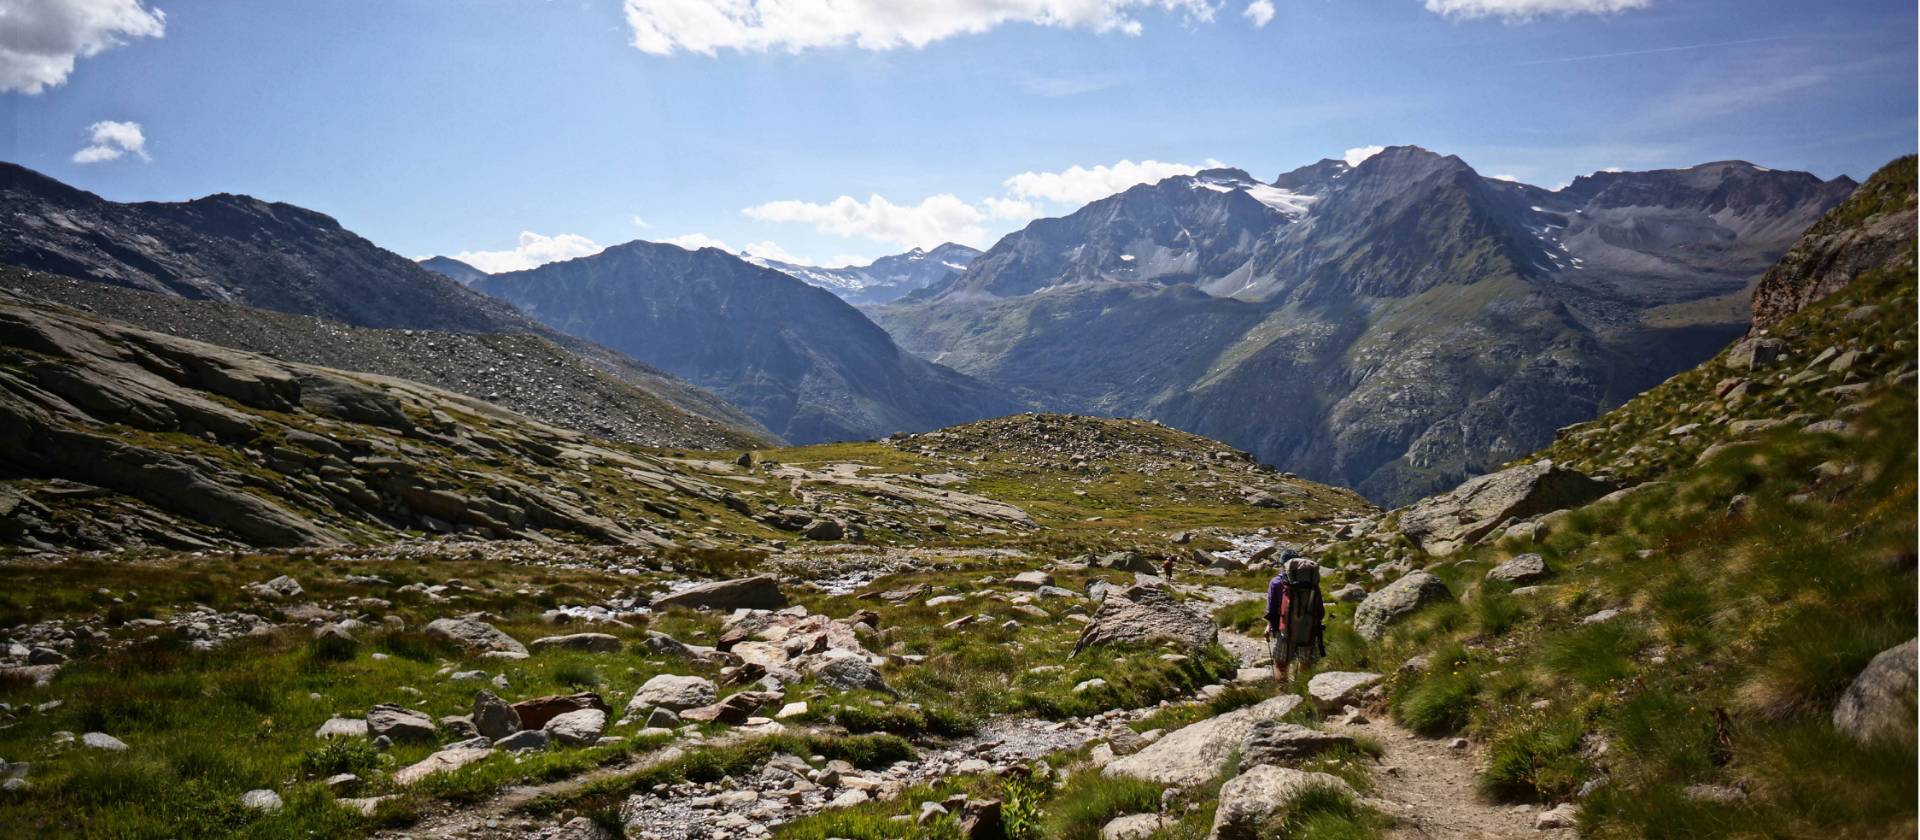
[1073,586,1216,657]
[1007,571,1054,589]
[1236,720,1356,770]
[1486,554,1551,585]
[1101,813,1170,840]
[530,633,623,654]
[393,747,493,786]
[1305,672,1384,712]
[1832,638,1917,744]
[627,674,718,714]
[314,718,368,739]
[1398,460,1610,556]
[804,650,892,694]
[1208,765,1355,840]
[81,732,128,751]
[424,617,528,658]
[246,575,304,600]
[472,690,521,740]
[544,709,608,746]
[1092,551,1158,575]
[1352,572,1453,641]
[1104,695,1303,787]
[1331,584,1367,603]
[512,693,609,730]
[494,730,551,752]
[802,518,845,541]
[653,575,788,611]
[1535,803,1579,829]
[239,789,283,813]
[366,704,436,741]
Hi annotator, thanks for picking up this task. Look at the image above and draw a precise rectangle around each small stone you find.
[240,789,283,812]
[81,732,128,751]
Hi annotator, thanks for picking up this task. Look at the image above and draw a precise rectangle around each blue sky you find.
[2,0,1913,271]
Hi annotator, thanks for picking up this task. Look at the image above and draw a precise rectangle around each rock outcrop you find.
[1073,585,1217,657]
[1353,572,1454,641]
[1750,156,1916,330]
[1208,765,1357,840]
[1397,460,1610,555]
[1104,694,1303,786]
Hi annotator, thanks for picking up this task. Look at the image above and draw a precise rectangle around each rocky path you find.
[1328,718,1574,840]
[1199,585,1571,840]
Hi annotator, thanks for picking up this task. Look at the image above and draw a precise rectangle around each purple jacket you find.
[1265,574,1288,628]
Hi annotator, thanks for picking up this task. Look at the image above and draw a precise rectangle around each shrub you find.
[299,738,379,777]
[1481,715,1589,801]
[1395,669,1477,735]
[1542,622,1643,689]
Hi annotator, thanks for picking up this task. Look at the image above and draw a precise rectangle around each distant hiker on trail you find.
[1264,550,1327,684]
[1162,554,1176,581]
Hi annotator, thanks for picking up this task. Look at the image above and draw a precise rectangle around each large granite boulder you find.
[1832,638,1917,744]
[472,690,521,740]
[1486,553,1551,585]
[1353,572,1453,642]
[424,617,528,658]
[626,674,718,714]
[653,575,788,611]
[1235,719,1356,771]
[1073,586,1216,657]
[1208,765,1356,840]
[1398,460,1610,556]
[1104,695,1302,787]
[365,704,436,741]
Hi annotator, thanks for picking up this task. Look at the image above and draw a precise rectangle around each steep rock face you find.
[0,293,800,551]
[472,241,1019,443]
[0,164,764,440]
[0,268,771,450]
[874,147,1856,504]
[1749,156,1916,330]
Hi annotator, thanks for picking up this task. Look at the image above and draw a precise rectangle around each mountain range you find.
[467,241,1019,443]
[873,146,1857,503]
[0,149,1869,503]
[0,162,773,447]
[744,242,982,305]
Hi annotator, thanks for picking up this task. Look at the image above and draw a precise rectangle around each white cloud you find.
[1,0,165,93]
[1242,0,1274,27]
[71,119,148,163]
[622,0,1219,56]
[1599,166,1624,173]
[1488,173,1521,182]
[1003,159,1214,204]
[744,193,993,250]
[739,240,810,265]
[631,215,652,229]
[663,232,733,251]
[1422,0,1650,21]
[1343,145,1386,167]
[450,231,604,273]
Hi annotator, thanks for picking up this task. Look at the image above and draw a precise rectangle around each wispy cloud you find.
[1424,0,1650,21]
[1243,0,1274,28]
[1513,35,1793,67]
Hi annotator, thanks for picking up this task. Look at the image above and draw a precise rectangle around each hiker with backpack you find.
[1264,549,1328,685]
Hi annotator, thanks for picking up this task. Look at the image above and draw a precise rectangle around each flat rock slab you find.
[425,618,528,658]
[626,674,718,714]
[530,633,623,653]
[1104,694,1302,787]
[653,575,788,611]
[1306,671,1384,711]
[1237,720,1356,770]
[394,747,493,785]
